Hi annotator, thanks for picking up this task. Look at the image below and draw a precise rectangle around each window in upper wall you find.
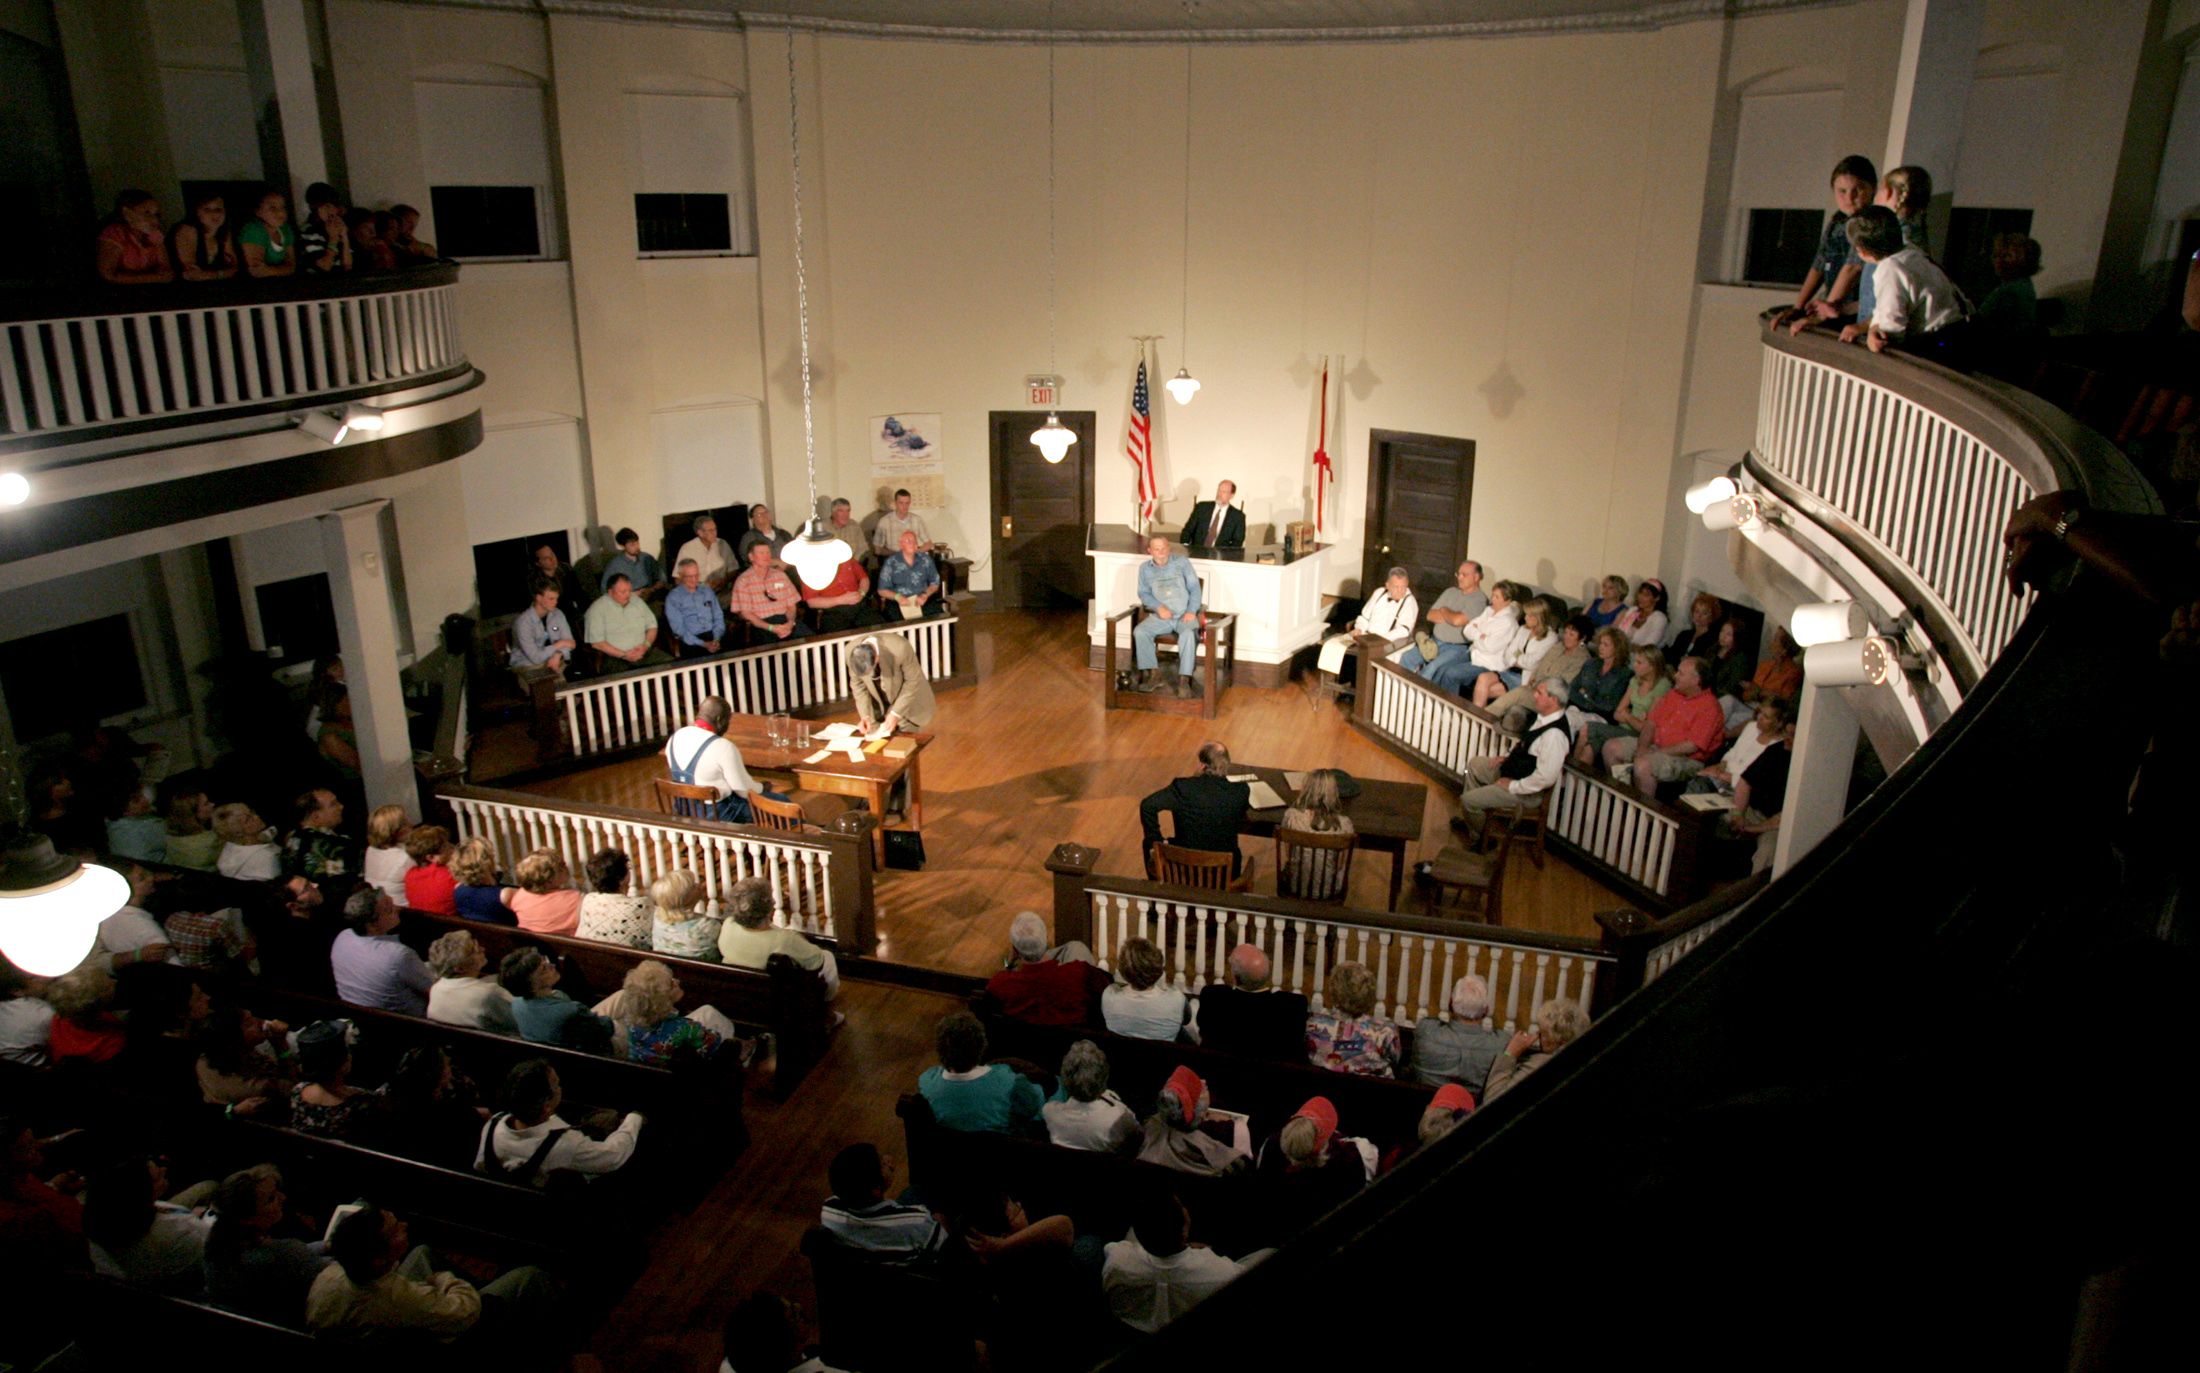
[0,615,148,740]
[415,78,560,260]
[1742,208,1827,287]
[626,91,754,257]
[1943,207,2034,308]
[253,573,338,668]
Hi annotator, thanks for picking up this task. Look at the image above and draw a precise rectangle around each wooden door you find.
[1362,429,1475,612]
[989,410,1096,608]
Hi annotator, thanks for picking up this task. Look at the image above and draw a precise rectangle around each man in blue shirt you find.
[599,527,665,599]
[508,575,577,676]
[876,530,943,618]
[1133,535,1202,696]
[664,558,725,654]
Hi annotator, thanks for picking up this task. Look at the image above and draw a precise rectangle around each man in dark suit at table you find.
[1139,741,1252,877]
[1180,480,1245,550]
[1196,944,1309,1061]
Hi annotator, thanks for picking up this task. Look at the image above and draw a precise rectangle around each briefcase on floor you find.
[884,828,928,871]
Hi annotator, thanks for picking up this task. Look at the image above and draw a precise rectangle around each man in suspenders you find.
[664,696,788,824]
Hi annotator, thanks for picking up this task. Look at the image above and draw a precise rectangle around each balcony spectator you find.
[1614,577,1669,647]
[508,575,578,677]
[1483,999,1591,1102]
[1776,154,1876,334]
[425,930,516,1035]
[1136,1066,1249,1176]
[1102,1186,1265,1333]
[576,848,652,948]
[676,513,737,594]
[238,188,296,278]
[600,527,666,599]
[169,191,236,282]
[450,837,518,926]
[1195,943,1307,1061]
[735,540,814,640]
[297,182,352,275]
[1303,962,1400,1078]
[302,652,345,740]
[718,876,838,999]
[585,574,670,672]
[1839,203,1965,358]
[1975,232,2042,334]
[509,849,582,937]
[1584,574,1630,628]
[1409,975,1507,1098]
[917,1011,1043,1134]
[1706,619,1755,726]
[388,204,436,262]
[1042,1039,1139,1153]
[739,502,794,565]
[985,911,1107,1027]
[213,803,282,881]
[665,558,726,654]
[402,825,458,916]
[95,190,174,284]
[347,208,399,271]
[331,887,434,1016]
[161,784,222,871]
[1101,936,1193,1043]
[649,868,723,962]
[878,530,944,620]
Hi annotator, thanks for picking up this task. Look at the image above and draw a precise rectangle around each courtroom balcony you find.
[0,263,483,571]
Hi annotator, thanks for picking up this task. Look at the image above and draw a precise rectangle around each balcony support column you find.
[237,0,343,194]
[319,499,418,819]
[1773,679,1863,880]
[1883,0,1981,245]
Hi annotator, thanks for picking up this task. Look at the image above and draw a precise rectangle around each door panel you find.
[990,411,1096,608]
[1363,429,1475,613]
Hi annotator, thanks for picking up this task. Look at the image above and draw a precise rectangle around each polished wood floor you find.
[515,609,1630,978]
[563,610,1633,1368]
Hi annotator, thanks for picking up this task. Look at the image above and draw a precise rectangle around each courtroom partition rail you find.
[1050,856,1612,1030]
[556,613,972,759]
[440,782,877,955]
[1352,653,1704,911]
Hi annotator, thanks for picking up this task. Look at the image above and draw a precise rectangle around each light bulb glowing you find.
[783,519,855,590]
[0,860,129,977]
[0,472,28,505]
[1684,475,1736,513]
[1164,368,1201,404]
[1031,413,1077,463]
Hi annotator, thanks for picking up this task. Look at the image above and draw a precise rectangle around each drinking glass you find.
[770,713,792,749]
[793,720,812,750]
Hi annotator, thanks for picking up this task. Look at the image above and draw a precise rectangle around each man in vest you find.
[664,695,788,824]
[1456,676,1573,830]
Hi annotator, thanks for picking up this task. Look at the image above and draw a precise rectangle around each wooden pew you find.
[393,905,832,1097]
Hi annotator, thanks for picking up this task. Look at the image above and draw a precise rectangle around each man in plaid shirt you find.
[164,904,255,973]
[731,541,813,642]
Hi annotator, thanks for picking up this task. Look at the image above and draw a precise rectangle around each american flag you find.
[1126,352,1157,524]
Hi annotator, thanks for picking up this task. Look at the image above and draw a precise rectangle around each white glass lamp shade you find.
[783,519,855,590]
[0,842,129,977]
[1031,413,1077,463]
[0,471,28,505]
[1790,601,1870,648]
[1683,475,1736,513]
[1164,368,1202,404]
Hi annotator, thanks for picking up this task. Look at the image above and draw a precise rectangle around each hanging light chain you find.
[1046,0,1059,381]
[1180,7,1193,363]
[786,31,820,510]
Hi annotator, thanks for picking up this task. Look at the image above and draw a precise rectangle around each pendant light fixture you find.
[1164,5,1201,406]
[0,834,129,977]
[1031,2,1077,464]
[779,31,855,590]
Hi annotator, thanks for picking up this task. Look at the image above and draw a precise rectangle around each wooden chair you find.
[1274,826,1356,903]
[1152,841,1254,893]
[1102,575,1239,720]
[653,778,719,822]
[1471,801,1548,870]
[750,793,813,832]
[1422,825,1514,925]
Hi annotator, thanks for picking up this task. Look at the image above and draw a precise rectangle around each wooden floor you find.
[515,608,1630,978]
[526,609,1633,1368]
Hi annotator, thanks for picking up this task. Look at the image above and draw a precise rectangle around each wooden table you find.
[1235,763,1429,910]
[721,714,932,866]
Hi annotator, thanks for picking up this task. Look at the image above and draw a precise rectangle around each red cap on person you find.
[1431,1084,1476,1116]
[1159,1066,1205,1127]
[1292,1096,1339,1152]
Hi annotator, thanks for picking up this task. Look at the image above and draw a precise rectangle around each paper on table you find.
[1284,771,1309,789]
[816,723,860,739]
[1225,773,1257,783]
[802,750,834,765]
[1246,781,1288,810]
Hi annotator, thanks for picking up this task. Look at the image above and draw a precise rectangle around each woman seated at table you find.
[1277,769,1355,902]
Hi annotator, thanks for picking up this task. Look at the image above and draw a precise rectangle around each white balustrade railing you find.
[444,787,851,945]
[1642,908,1741,985]
[1754,344,2038,669]
[558,616,959,756]
[1361,662,1685,900]
[1086,883,1607,1032]
[0,277,464,438]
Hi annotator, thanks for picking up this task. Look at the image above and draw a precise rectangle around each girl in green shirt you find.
[238,189,297,278]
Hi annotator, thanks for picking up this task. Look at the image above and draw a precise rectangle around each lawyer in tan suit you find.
[848,633,936,736]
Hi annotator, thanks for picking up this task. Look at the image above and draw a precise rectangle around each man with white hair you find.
[982,911,1107,1027]
[1455,675,1573,833]
[1194,944,1308,1062]
[1408,974,1509,1098]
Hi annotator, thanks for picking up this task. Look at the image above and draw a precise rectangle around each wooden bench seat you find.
[395,905,832,1097]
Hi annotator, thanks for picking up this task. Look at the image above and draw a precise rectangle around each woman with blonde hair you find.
[362,805,414,904]
[1575,645,1671,767]
[1480,608,1590,717]
[161,787,223,871]
[594,960,742,1067]
[1278,770,1356,902]
[508,850,580,936]
[1303,962,1400,1078]
[213,804,281,881]
[649,869,722,961]
[450,838,516,926]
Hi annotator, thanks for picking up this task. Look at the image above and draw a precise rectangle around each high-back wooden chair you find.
[1422,825,1514,926]
[652,778,719,822]
[1274,826,1356,903]
[1151,841,1254,893]
[750,793,813,833]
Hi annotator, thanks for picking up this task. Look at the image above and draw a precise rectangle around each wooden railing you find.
[1047,847,1610,1032]
[1353,655,1703,910]
[0,264,465,439]
[438,783,875,955]
[557,614,966,758]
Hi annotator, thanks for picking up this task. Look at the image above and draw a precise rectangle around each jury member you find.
[675,513,737,593]
[733,542,813,641]
[848,635,936,738]
[663,559,727,655]
[1138,741,1251,877]
[1131,535,1204,697]
[507,576,577,677]
[872,488,933,556]
[531,543,587,613]
[583,575,670,672]
[598,528,665,599]
[877,531,944,619]
[739,503,794,566]
[1180,480,1246,550]
[664,696,789,825]
[802,532,874,632]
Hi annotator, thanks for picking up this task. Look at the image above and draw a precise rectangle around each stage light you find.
[1683,475,1736,513]
[1804,635,1900,687]
[342,403,386,433]
[0,836,129,977]
[1790,601,1870,648]
[299,410,350,444]
[0,472,28,505]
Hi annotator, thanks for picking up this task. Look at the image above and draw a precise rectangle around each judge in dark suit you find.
[1180,480,1246,550]
[1139,740,1251,876]
[1197,944,1310,1061]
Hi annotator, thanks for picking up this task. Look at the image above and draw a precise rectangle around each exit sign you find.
[1026,374,1062,407]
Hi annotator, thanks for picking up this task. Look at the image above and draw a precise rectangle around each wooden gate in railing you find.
[1353,655,1704,910]
[556,616,963,757]
[439,783,875,954]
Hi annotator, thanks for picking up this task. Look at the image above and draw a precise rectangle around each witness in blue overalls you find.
[663,696,790,824]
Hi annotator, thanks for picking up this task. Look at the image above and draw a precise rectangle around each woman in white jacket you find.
[1450,581,1530,697]
[1472,596,1561,707]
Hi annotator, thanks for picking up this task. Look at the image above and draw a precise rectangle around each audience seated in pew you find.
[499,948,618,1054]
[1042,1040,1140,1154]
[1575,644,1672,765]
[1303,963,1400,1079]
[306,1201,561,1347]
[593,960,742,1068]
[83,1152,216,1293]
[509,850,583,937]
[722,1292,838,1373]
[1136,1066,1249,1177]
[1397,560,1488,686]
[1666,591,1724,665]
[719,877,840,1003]
[2,958,56,1067]
[1385,1085,1477,1172]
[1615,577,1670,647]
[196,1004,296,1115]
[289,1019,387,1142]
[159,784,223,872]
[920,1012,1044,1134]
[1408,976,1507,1100]
[1101,937,1193,1044]
[201,1163,334,1323]
[819,1142,945,1264]
[577,848,652,949]
[985,911,1110,1027]
[450,838,516,926]
[363,805,415,904]
[162,891,256,978]
[1584,574,1631,629]
[382,1045,490,1170]
[49,964,127,1065]
[403,826,459,916]
[105,784,169,864]
[1250,1098,1374,1236]
[332,887,435,1016]
[1194,945,1306,1062]
[1482,999,1591,1103]
[1100,1186,1266,1334]
[95,862,172,973]
[0,1113,87,1271]
[1704,616,1754,706]
[939,1186,1097,1367]
[1558,625,1638,738]
[283,788,361,892]
[425,931,518,1035]
[649,869,723,962]
[1466,592,1560,705]
[214,803,283,881]
[1483,612,1594,726]
[804,511,876,633]
[475,1059,645,1188]
[1604,654,1726,797]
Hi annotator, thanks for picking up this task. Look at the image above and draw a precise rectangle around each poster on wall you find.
[869,413,947,512]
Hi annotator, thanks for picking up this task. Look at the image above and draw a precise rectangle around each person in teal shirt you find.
[916,1012,1043,1133]
[238,188,297,278]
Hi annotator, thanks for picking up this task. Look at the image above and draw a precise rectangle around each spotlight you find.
[342,403,386,434]
[1164,368,1202,404]
[1030,413,1077,463]
[1683,475,1736,513]
[299,410,350,445]
[1789,601,1869,648]
[0,471,28,506]
[1699,493,1762,531]
[1804,635,1901,687]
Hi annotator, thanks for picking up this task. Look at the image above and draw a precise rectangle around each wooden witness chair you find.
[652,777,719,822]
[1471,802,1549,870]
[1102,579,1238,720]
[750,792,815,832]
[1422,825,1516,925]
[1152,840,1254,893]
[1274,825,1356,903]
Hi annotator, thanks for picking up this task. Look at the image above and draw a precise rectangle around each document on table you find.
[1246,781,1288,810]
[816,723,860,739]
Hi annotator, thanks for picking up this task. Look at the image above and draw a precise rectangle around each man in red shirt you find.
[802,504,876,633]
[1604,654,1728,796]
[983,912,1109,1027]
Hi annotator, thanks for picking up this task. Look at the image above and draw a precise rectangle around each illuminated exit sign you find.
[1026,374,1062,407]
